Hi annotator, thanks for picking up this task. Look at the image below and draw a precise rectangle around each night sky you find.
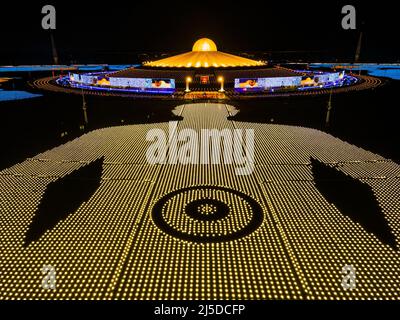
[0,1,398,64]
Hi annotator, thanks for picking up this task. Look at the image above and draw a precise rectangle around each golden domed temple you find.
[104,37,304,91]
[144,38,265,68]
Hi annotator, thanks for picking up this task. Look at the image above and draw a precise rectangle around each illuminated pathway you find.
[0,103,399,299]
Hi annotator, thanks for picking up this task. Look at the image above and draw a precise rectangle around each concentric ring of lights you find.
[151,186,264,243]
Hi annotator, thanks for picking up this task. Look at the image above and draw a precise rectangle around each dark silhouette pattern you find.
[24,157,104,246]
[310,157,397,250]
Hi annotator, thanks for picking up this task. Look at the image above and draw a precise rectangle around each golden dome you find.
[192,38,217,52]
[144,38,266,68]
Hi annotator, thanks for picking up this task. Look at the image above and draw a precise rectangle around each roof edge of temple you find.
[143,38,266,69]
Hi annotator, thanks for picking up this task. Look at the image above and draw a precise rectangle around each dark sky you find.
[0,1,399,64]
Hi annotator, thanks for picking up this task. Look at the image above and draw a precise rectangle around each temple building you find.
[62,38,349,94]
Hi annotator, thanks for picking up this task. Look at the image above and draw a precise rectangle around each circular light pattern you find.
[32,74,381,99]
[151,186,264,243]
[185,199,229,221]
